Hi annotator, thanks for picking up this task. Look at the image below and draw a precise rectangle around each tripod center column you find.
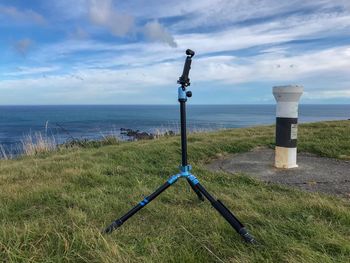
[178,87,188,167]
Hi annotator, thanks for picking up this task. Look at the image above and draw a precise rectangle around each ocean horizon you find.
[1,104,349,154]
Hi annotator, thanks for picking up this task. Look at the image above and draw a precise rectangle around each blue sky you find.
[0,0,350,105]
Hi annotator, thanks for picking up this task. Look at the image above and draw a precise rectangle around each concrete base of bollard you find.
[275,146,298,169]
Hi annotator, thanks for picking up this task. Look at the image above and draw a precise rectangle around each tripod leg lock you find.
[139,198,149,207]
[187,174,199,185]
[168,174,181,185]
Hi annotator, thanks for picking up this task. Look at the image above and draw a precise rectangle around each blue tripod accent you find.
[167,166,199,185]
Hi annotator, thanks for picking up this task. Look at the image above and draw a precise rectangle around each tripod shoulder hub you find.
[179,165,192,175]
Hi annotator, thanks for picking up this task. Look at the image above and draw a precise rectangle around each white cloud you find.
[304,90,350,99]
[3,66,59,76]
[143,20,177,47]
[0,63,177,104]
[87,1,178,47]
[88,0,134,37]
[121,0,350,31]
[0,5,46,25]
[175,12,350,54]
[46,0,178,47]
[191,46,350,85]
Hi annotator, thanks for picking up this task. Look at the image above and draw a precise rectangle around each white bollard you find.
[273,85,303,169]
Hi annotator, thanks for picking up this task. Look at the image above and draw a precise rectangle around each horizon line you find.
[0,103,349,107]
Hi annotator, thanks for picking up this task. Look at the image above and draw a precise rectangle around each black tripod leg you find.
[187,178,204,201]
[196,183,256,243]
[104,175,180,234]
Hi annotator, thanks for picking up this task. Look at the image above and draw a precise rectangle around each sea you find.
[0,105,349,154]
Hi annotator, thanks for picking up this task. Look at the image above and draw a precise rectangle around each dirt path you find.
[206,148,350,199]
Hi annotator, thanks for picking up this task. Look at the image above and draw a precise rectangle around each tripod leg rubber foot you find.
[104,225,114,234]
[239,228,257,244]
[104,220,122,234]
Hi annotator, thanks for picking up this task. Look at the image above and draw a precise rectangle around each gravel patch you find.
[206,148,350,199]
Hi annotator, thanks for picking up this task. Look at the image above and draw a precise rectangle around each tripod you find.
[104,49,255,243]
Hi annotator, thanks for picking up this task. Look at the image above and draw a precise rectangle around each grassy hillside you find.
[0,121,349,263]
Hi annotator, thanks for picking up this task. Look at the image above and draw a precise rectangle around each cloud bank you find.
[87,0,177,47]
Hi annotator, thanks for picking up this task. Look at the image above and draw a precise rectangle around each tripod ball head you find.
[186,49,195,57]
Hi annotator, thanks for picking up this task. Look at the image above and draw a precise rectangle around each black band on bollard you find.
[275,117,298,148]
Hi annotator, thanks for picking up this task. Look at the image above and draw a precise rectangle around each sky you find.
[0,0,350,105]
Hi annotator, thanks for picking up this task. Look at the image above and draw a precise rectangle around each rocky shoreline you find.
[120,128,175,140]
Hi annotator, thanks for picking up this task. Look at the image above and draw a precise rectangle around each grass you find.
[21,132,57,156]
[0,133,121,160]
[0,120,349,262]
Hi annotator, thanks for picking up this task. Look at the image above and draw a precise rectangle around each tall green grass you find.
[0,121,349,262]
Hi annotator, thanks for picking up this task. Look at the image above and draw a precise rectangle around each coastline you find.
[1,118,349,159]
